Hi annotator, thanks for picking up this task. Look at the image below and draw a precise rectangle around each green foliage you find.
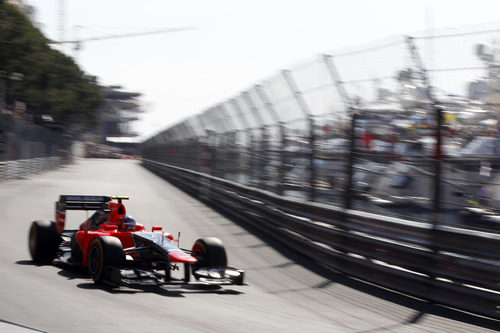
[0,3,103,130]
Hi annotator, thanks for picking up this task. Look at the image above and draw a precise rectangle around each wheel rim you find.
[191,241,206,272]
[89,241,103,280]
[192,242,206,259]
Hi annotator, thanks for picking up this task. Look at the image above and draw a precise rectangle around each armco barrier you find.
[0,156,61,180]
[143,159,500,319]
[0,162,5,179]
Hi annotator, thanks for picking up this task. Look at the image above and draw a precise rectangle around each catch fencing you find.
[0,114,68,180]
[142,24,500,319]
[144,25,500,232]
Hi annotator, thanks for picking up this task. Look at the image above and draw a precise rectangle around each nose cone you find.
[169,251,198,264]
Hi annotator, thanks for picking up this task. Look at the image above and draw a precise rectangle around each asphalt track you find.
[0,159,498,333]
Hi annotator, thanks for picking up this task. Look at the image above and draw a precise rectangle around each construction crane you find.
[51,0,196,56]
[48,26,197,52]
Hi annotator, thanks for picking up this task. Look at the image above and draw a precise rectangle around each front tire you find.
[28,220,61,263]
[88,236,124,285]
[191,237,227,273]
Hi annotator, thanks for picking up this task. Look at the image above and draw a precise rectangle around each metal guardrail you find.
[143,158,500,320]
[0,156,60,180]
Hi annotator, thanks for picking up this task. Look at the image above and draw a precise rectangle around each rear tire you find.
[28,220,61,263]
[88,236,124,285]
[191,237,227,272]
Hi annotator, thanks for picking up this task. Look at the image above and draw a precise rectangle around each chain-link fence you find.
[0,114,69,179]
[143,24,500,234]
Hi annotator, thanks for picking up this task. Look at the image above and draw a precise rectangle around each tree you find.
[0,3,103,130]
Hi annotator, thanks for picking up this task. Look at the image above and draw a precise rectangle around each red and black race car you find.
[28,195,244,287]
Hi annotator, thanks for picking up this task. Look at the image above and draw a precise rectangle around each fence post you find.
[260,126,269,190]
[307,117,318,201]
[322,54,353,112]
[210,132,218,178]
[406,36,442,224]
[282,69,316,201]
[225,131,234,180]
[242,91,268,189]
[344,112,357,210]
[229,98,255,186]
[278,123,286,196]
[199,136,212,201]
[247,129,255,186]
[255,85,284,195]
[323,54,357,209]
[406,35,444,303]
[217,103,237,180]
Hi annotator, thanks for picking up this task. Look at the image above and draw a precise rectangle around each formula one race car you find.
[28,195,244,287]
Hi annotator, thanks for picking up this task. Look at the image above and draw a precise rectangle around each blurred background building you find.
[82,85,143,158]
[97,85,143,141]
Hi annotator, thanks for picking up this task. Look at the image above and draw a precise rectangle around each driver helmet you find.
[119,215,136,231]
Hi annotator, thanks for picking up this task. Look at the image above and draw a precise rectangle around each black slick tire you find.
[88,236,124,285]
[191,237,227,272]
[28,220,61,264]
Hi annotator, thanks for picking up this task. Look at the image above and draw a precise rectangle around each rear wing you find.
[57,195,111,211]
[55,195,129,232]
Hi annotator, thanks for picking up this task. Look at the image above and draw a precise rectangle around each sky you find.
[26,0,500,140]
